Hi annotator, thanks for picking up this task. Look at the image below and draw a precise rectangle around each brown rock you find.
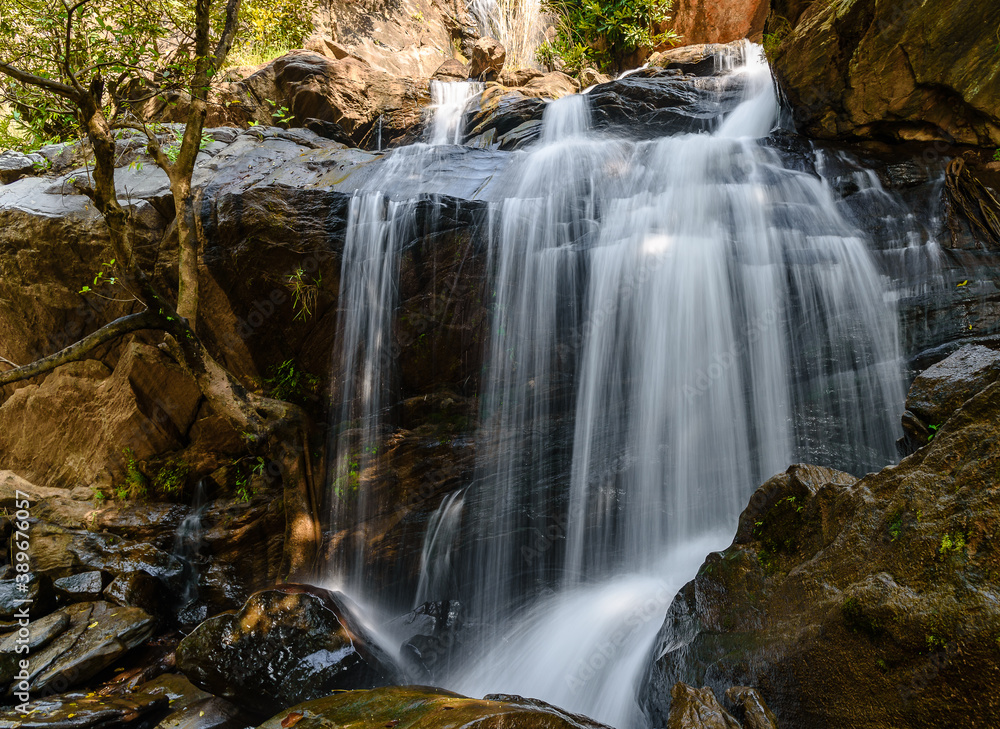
[724,687,778,729]
[667,683,741,729]
[579,68,611,87]
[499,68,544,87]
[470,37,506,79]
[519,72,579,99]
[648,42,746,76]
[771,0,1000,146]
[667,0,769,44]
[433,59,470,82]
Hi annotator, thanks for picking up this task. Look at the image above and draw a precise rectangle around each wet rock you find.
[642,376,1000,727]
[257,686,613,729]
[433,59,469,82]
[724,687,778,729]
[175,585,404,716]
[469,38,506,79]
[137,672,242,729]
[0,690,167,728]
[647,42,742,76]
[771,0,1000,146]
[53,572,105,602]
[0,151,43,184]
[0,574,54,620]
[904,344,1000,433]
[0,610,69,654]
[0,601,155,694]
[666,683,740,729]
[104,571,165,618]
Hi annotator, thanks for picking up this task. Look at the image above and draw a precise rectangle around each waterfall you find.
[328,42,908,729]
[429,81,485,146]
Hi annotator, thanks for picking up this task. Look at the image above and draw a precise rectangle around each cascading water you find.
[328,42,908,729]
[429,81,486,146]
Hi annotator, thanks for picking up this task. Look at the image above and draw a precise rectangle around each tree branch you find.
[111,120,173,173]
[0,310,175,387]
[0,62,78,100]
[63,0,93,93]
[212,0,243,72]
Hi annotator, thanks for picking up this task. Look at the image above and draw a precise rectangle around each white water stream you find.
[328,43,907,729]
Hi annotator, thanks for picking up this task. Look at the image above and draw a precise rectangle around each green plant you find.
[225,0,317,68]
[93,488,107,506]
[234,456,267,501]
[152,459,189,497]
[939,532,967,555]
[927,423,940,441]
[286,268,322,321]
[993,148,1000,162]
[539,0,679,73]
[264,359,320,404]
[926,633,946,650]
[888,510,904,541]
[117,448,149,500]
[267,100,295,127]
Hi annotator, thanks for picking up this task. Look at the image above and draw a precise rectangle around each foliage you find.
[286,268,321,321]
[233,455,267,501]
[116,447,150,500]
[993,148,1000,163]
[537,0,678,73]
[225,0,316,68]
[152,458,190,497]
[0,0,196,146]
[264,359,319,404]
[939,532,966,555]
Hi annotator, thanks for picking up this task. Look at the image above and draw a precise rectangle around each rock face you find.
[667,683,740,729]
[0,690,167,729]
[176,585,404,716]
[257,685,613,729]
[642,370,1000,727]
[771,0,1000,146]
[469,37,506,79]
[668,0,769,44]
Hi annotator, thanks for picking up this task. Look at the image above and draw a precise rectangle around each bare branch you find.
[0,310,176,388]
[110,120,173,173]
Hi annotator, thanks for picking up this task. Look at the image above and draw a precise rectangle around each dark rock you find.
[0,610,69,655]
[469,38,506,79]
[0,690,167,728]
[53,571,105,602]
[433,59,469,82]
[666,683,740,729]
[724,687,778,729]
[104,571,165,618]
[642,376,1000,727]
[0,601,155,694]
[0,573,54,620]
[257,685,613,729]
[137,672,243,729]
[175,585,404,716]
[771,0,1000,146]
[906,344,1000,426]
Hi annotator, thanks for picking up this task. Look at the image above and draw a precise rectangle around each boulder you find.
[519,72,579,99]
[500,68,544,87]
[770,0,1000,146]
[104,571,165,618]
[666,0,769,45]
[579,68,611,87]
[0,610,69,654]
[0,151,43,184]
[175,585,404,716]
[257,685,613,729]
[0,573,54,620]
[469,38,506,79]
[243,52,431,149]
[901,344,1000,449]
[433,59,470,82]
[647,42,745,76]
[642,375,1000,727]
[666,683,740,729]
[0,690,167,728]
